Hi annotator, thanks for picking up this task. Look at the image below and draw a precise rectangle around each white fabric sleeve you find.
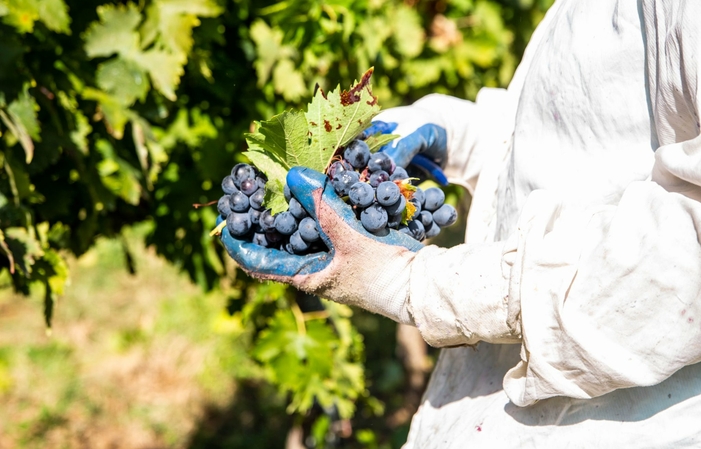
[406,0,701,407]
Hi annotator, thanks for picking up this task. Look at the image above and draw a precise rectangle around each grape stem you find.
[209,220,227,236]
[290,301,307,336]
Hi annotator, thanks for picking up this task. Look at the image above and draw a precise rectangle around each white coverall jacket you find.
[400,0,701,447]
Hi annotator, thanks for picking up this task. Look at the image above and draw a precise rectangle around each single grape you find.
[298,217,320,242]
[226,212,251,237]
[249,189,265,210]
[425,221,441,238]
[284,183,292,202]
[419,210,433,228]
[344,140,371,169]
[288,197,307,220]
[230,191,250,212]
[423,187,445,212]
[387,213,403,228]
[332,170,360,196]
[240,177,259,196]
[218,195,232,217]
[256,176,267,190]
[348,182,375,208]
[222,176,238,194]
[249,208,261,225]
[327,160,354,178]
[390,167,409,181]
[369,170,389,188]
[360,204,388,233]
[231,163,257,188]
[265,229,283,245]
[368,152,393,173]
[413,188,425,207]
[252,232,269,247]
[289,231,310,254]
[385,195,406,216]
[408,219,425,241]
[275,211,297,235]
[376,181,401,206]
[433,204,458,227]
[398,225,412,237]
[260,209,276,231]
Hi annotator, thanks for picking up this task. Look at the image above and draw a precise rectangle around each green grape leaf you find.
[37,0,71,34]
[305,68,380,173]
[392,5,425,58]
[96,58,150,104]
[249,20,296,86]
[365,133,399,153]
[246,110,308,170]
[133,48,185,101]
[272,58,307,102]
[83,4,142,58]
[0,83,40,163]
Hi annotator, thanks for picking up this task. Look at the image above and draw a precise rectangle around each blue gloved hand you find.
[363,106,449,185]
[219,167,422,322]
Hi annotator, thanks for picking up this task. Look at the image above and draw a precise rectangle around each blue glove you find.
[363,107,449,185]
[219,167,422,322]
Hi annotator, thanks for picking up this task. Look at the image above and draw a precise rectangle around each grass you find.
[0,224,250,448]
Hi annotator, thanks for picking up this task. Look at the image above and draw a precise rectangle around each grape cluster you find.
[328,139,457,241]
[217,140,458,252]
[218,163,326,255]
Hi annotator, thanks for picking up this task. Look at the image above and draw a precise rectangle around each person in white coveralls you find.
[221,0,701,446]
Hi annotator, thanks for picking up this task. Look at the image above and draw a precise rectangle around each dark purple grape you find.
[385,195,406,216]
[218,195,232,217]
[284,183,292,202]
[252,232,268,247]
[230,191,250,212]
[408,219,425,241]
[332,170,360,196]
[419,210,433,228]
[298,217,320,242]
[425,221,441,238]
[288,197,307,220]
[222,176,238,194]
[328,160,353,178]
[376,181,400,206]
[433,204,457,227]
[360,204,388,233]
[249,208,261,225]
[390,167,409,181]
[289,231,310,254]
[249,189,265,210]
[343,140,371,169]
[413,188,425,207]
[240,178,259,195]
[387,213,402,228]
[231,163,257,188]
[226,212,251,237]
[349,182,375,208]
[368,152,392,172]
[265,229,283,245]
[369,170,389,188]
[260,209,276,231]
[274,211,297,235]
[423,187,445,212]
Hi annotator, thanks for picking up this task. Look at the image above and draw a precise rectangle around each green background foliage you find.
[0,0,552,446]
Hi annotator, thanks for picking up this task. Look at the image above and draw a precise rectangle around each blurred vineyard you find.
[0,0,552,447]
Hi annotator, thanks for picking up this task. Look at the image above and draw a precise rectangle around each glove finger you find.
[286,167,423,252]
[220,226,332,278]
[361,120,398,139]
[381,123,448,169]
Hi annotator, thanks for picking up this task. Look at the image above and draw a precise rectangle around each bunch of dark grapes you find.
[218,163,326,255]
[217,139,458,252]
[329,139,457,241]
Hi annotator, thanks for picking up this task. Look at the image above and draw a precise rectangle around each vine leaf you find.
[305,68,380,172]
